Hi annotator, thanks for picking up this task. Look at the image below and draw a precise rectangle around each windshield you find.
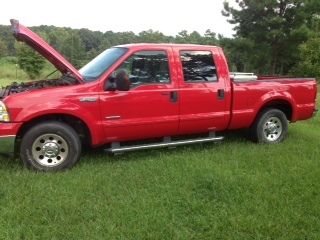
[79,47,128,82]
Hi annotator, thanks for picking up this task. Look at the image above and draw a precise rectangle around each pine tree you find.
[222,0,315,75]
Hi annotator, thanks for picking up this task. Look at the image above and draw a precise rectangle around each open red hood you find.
[10,19,83,82]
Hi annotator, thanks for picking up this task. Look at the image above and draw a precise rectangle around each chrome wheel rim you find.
[32,134,69,167]
[263,116,282,141]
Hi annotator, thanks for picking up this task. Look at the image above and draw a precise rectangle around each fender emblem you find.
[80,97,98,102]
[105,116,121,120]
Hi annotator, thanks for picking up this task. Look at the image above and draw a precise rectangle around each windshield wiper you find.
[60,72,79,85]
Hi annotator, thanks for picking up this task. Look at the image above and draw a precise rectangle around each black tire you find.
[250,108,288,143]
[20,121,81,171]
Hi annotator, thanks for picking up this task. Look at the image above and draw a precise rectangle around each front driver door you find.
[100,48,179,142]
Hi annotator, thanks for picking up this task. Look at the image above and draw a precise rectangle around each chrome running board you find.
[105,135,224,154]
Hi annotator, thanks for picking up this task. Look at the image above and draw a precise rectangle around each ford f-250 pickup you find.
[0,20,317,171]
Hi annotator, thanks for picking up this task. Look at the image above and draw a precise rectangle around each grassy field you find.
[0,57,57,86]
[0,60,319,239]
[0,58,27,85]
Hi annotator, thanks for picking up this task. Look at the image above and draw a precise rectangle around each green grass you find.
[0,105,319,239]
[0,57,58,86]
[0,59,319,239]
[0,58,28,85]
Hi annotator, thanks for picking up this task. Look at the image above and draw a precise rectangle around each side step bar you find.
[105,135,224,154]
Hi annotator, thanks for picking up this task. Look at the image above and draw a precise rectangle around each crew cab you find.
[0,20,317,171]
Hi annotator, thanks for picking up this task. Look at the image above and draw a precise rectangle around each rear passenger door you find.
[174,48,229,134]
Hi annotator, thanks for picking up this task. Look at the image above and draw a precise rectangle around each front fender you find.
[6,93,104,146]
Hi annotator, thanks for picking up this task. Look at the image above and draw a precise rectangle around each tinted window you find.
[180,51,217,82]
[113,51,170,88]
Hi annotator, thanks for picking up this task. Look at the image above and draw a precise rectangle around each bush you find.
[16,44,45,79]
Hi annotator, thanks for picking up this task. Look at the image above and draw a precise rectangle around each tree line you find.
[0,25,220,68]
[0,0,319,81]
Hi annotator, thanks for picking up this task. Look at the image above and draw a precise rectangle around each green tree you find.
[59,30,85,68]
[220,37,255,72]
[138,30,172,43]
[290,36,320,81]
[0,39,7,57]
[203,30,219,45]
[175,30,204,44]
[222,0,314,75]
[0,25,15,56]
[290,15,320,81]
[16,43,45,79]
[79,28,103,52]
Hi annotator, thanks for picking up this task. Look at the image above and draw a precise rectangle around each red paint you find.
[0,22,317,147]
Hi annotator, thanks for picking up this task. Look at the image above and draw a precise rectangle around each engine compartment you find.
[0,74,78,100]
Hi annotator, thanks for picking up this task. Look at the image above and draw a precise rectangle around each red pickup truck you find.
[0,20,317,171]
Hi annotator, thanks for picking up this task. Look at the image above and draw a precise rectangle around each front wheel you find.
[250,108,288,143]
[20,121,81,171]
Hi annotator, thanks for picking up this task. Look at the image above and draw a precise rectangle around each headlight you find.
[0,101,10,122]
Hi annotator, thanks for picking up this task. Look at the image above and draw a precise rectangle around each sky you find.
[0,0,236,37]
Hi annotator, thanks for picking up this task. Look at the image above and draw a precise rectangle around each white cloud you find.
[0,0,235,37]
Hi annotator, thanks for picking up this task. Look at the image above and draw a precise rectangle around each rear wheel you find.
[251,108,288,143]
[20,121,81,171]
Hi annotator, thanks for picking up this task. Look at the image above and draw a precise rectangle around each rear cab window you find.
[180,51,217,82]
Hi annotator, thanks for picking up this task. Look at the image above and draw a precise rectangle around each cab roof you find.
[115,43,220,50]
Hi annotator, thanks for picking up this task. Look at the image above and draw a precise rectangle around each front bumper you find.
[0,122,22,155]
[0,135,16,154]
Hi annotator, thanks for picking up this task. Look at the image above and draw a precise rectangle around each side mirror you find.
[115,70,131,91]
[104,76,116,91]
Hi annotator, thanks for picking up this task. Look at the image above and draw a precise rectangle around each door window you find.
[113,50,170,88]
[180,51,217,82]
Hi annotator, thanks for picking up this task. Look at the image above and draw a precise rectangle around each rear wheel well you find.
[256,100,292,122]
[16,114,92,150]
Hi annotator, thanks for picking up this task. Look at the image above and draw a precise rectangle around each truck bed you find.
[228,77,317,130]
